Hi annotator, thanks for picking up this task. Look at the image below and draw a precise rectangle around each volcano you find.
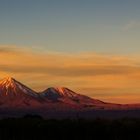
[0,77,140,118]
[0,77,41,108]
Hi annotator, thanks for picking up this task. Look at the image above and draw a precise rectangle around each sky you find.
[0,0,140,103]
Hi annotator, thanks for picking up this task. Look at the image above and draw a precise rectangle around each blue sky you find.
[0,0,140,103]
[0,0,140,53]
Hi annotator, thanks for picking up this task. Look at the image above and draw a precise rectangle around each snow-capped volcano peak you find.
[0,76,14,83]
[0,77,16,89]
[0,77,37,97]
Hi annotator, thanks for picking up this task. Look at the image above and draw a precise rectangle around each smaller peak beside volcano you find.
[41,87,105,106]
[42,87,78,101]
[53,87,75,95]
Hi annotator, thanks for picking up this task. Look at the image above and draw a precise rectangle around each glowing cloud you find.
[0,45,140,103]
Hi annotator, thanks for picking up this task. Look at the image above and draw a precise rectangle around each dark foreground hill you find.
[0,117,140,140]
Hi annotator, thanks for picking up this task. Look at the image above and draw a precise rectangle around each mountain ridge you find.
[0,77,140,118]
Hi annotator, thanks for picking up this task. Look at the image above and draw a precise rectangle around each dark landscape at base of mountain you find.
[0,77,140,140]
[0,117,140,140]
[1,77,140,118]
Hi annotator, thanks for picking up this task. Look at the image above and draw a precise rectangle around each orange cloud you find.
[0,45,140,104]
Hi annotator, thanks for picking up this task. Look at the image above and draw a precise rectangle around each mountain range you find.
[0,77,140,118]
